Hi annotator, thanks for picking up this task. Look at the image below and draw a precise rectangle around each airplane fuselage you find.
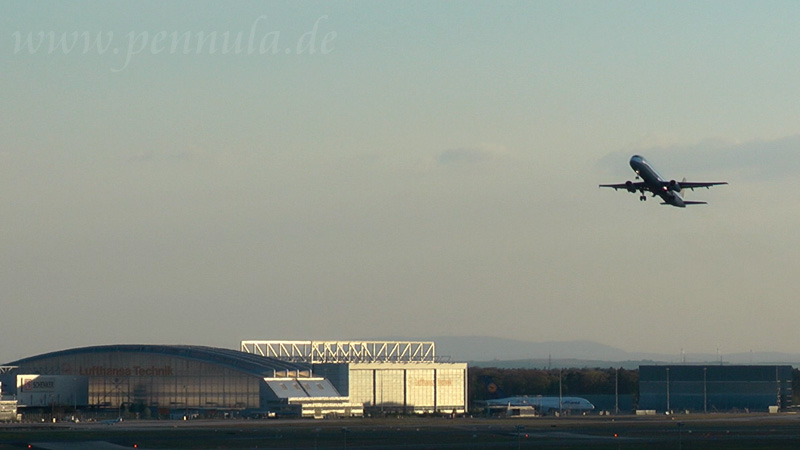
[629,155,688,207]
[484,396,595,412]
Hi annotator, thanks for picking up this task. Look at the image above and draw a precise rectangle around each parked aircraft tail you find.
[479,376,507,399]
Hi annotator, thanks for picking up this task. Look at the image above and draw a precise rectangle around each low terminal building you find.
[1,345,361,418]
[15,374,89,407]
[0,373,20,422]
[639,365,793,413]
[242,341,468,414]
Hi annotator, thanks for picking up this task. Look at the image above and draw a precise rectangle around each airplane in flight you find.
[483,396,595,414]
[600,155,727,207]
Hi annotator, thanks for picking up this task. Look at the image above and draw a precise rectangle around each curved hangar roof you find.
[6,344,311,377]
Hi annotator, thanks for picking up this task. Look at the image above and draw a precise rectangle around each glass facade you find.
[434,368,465,412]
[406,369,434,409]
[376,369,405,407]
[6,346,294,410]
[348,363,467,413]
[81,354,261,409]
[639,365,793,412]
[349,367,375,407]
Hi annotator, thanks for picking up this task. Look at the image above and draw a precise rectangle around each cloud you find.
[712,135,800,179]
[600,134,800,181]
[124,144,249,167]
[436,143,508,166]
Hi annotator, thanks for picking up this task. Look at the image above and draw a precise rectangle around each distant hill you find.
[430,336,632,361]
[379,336,800,368]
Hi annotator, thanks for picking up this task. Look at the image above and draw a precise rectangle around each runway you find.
[3,414,800,449]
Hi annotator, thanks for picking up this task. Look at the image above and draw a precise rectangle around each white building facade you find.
[241,341,468,414]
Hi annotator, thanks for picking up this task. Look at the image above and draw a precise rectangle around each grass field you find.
[3,414,800,449]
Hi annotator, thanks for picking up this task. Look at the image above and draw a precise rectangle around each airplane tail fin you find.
[479,376,507,399]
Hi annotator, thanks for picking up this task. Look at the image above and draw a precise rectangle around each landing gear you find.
[639,195,647,201]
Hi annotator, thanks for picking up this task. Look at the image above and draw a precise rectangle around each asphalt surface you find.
[3,413,800,449]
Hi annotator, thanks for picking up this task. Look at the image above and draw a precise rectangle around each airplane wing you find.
[661,201,707,206]
[679,181,728,190]
[598,182,646,191]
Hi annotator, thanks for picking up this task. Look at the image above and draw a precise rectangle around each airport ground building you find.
[0,341,467,419]
[638,365,793,413]
[0,345,361,418]
[241,341,468,414]
[0,368,19,422]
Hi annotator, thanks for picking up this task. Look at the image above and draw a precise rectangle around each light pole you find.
[558,368,563,416]
[72,377,77,414]
[515,425,525,450]
[776,366,781,411]
[703,367,707,414]
[665,368,670,414]
[183,385,188,420]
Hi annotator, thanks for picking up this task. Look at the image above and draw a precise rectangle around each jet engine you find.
[625,181,636,193]
[668,180,681,192]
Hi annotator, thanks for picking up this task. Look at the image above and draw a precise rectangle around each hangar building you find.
[639,365,792,413]
[241,341,468,414]
[0,345,361,418]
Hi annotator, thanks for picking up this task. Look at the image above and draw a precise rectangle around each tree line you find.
[469,367,638,402]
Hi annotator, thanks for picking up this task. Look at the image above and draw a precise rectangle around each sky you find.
[2,1,800,362]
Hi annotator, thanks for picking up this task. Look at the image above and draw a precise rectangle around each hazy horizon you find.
[3,1,800,363]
